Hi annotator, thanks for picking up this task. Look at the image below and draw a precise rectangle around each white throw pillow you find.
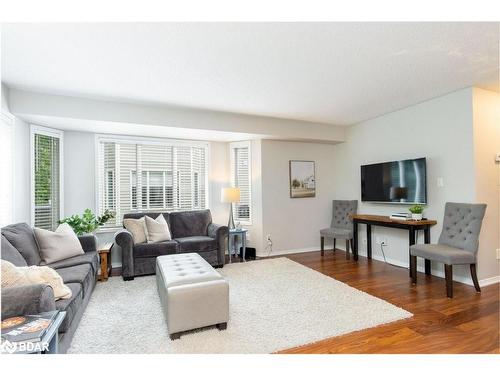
[145,214,172,243]
[34,223,85,265]
[123,217,148,244]
[1,260,72,300]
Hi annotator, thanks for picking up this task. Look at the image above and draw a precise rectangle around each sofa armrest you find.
[1,284,56,319]
[78,234,98,253]
[115,229,135,279]
[208,223,229,266]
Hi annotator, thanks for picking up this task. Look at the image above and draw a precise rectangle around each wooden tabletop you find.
[98,242,114,253]
[351,214,437,226]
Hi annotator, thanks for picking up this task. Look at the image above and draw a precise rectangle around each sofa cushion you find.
[1,235,28,267]
[1,223,41,265]
[48,252,99,274]
[55,283,83,333]
[175,236,217,253]
[169,210,212,238]
[56,264,94,299]
[145,214,172,243]
[34,223,85,265]
[134,241,178,258]
[123,217,148,244]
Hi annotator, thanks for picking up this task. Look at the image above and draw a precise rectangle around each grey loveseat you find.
[115,210,228,280]
[1,223,98,353]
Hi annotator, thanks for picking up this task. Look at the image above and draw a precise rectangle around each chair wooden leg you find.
[345,239,350,260]
[320,236,324,256]
[444,264,453,298]
[333,238,336,252]
[470,264,481,293]
[410,255,417,284]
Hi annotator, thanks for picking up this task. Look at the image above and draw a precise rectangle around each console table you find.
[351,214,437,275]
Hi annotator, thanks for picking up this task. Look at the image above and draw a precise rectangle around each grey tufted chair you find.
[410,202,487,298]
[320,200,358,259]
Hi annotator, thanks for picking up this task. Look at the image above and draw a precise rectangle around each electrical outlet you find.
[362,238,367,245]
[496,249,500,260]
[266,234,272,243]
[375,236,388,245]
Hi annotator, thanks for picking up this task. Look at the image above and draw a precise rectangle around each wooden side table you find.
[98,242,113,281]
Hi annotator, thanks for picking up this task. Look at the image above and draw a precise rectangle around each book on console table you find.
[389,213,411,220]
[1,311,58,343]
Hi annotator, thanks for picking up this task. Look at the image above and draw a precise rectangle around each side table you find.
[1,311,66,354]
[228,228,248,263]
[98,242,113,281]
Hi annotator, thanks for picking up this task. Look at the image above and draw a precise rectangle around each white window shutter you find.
[32,127,62,230]
[97,137,208,228]
[230,142,251,224]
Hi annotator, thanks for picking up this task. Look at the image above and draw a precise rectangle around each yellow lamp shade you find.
[221,187,241,203]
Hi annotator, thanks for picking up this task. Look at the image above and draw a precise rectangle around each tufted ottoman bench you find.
[156,253,229,340]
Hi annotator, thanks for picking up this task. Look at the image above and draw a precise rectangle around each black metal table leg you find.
[409,227,416,276]
[424,226,431,275]
[353,220,359,261]
[366,224,372,260]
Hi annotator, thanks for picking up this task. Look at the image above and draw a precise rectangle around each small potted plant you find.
[408,205,424,221]
[59,209,115,235]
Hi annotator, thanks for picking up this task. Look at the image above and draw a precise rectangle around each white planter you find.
[411,213,423,221]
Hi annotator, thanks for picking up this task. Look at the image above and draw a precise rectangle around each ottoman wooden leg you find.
[216,322,227,331]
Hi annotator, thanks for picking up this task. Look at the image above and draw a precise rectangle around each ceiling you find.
[2,22,499,126]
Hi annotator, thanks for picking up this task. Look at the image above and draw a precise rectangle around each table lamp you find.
[221,187,240,229]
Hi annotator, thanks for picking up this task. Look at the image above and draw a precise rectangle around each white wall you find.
[329,87,499,285]
[472,88,500,282]
[64,132,96,216]
[1,83,31,224]
[259,140,337,256]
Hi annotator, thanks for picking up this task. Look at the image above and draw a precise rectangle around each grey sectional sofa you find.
[1,223,98,353]
[115,209,228,280]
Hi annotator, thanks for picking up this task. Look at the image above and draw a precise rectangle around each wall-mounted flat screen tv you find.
[361,157,427,204]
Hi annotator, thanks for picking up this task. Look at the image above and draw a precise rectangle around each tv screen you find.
[361,158,427,204]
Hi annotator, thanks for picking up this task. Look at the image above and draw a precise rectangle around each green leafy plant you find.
[59,209,115,235]
[408,205,424,214]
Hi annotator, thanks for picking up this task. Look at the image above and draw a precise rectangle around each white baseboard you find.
[478,275,500,287]
[257,246,318,257]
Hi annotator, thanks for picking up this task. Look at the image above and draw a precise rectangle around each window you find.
[31,126,63,230]
[0,111,14,227]
[230,141,251,224]
[97,136,208,228]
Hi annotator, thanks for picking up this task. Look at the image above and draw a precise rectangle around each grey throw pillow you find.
[1,235,28,267]
[34,223,85,265]
[1,223,41,265]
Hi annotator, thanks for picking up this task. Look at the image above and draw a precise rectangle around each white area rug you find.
[69,257,412,353]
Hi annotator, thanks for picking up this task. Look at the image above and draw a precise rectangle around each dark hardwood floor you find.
[276,249,499,354]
